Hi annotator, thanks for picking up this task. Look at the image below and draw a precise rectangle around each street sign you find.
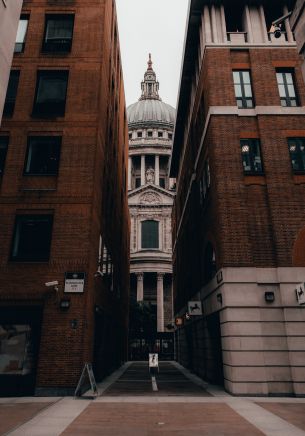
[149,353,158,368]
[295,283,305,305]
[188,301,202,316]
[64,272,85,293]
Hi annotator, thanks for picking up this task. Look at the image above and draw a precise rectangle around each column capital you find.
[136,272,144,280]
[157,272,165,281]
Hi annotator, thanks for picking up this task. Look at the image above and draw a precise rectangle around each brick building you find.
[0,0,23,124]
[0,0,130,396]
[170,0,305,396]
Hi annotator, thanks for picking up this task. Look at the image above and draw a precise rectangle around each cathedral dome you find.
[127,54,175,129]
[127,99,175,127]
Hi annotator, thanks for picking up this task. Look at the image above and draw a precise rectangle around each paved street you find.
[1,361,305,436]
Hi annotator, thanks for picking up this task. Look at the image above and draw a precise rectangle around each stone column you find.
[157,273,164,332]
[128,157,132,190]
[245,5,254,43]
[211,5,218,43]
[141,155,145,186]
[220,5,227,43]
[204,5,212,43]
[283,6,294,43]
[136,273,144,302]
[155,155,160,186]
[259,5,269,43]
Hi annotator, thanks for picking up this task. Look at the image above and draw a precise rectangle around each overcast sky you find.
[116,0,189,109]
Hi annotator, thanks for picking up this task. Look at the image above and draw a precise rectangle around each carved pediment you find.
[139,192,161,204]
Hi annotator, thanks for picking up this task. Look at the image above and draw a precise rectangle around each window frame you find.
[32,70,69,117]
[23,136,62,176]
[3,70,20,118]
[10,214,54,262]
[233,70,255,109]
[141,220,159,250]
[14,14,29,53]
[0,136,9,176]
[42,14,75,53]
[240,138,264,175]
[288,137,305,174]
[276,69,299,107]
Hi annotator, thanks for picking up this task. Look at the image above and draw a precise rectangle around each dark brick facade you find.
[0,0,130,395]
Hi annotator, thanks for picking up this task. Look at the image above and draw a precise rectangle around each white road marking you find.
[151,376,158,392]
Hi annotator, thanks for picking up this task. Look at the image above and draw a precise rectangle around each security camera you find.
[45,281,59,287]
[273,25,282,39]
[94,271,103,278]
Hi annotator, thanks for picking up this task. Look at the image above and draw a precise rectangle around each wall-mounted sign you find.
[149,353,158,368]
[188,301,202,316]
[295,283,305,305]
[64,272,85,293]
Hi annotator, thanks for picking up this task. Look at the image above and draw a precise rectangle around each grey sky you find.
[116,0,189,109]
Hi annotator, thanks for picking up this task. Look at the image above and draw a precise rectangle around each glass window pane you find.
[233,71,240,84]
[287,84,296,97]
[244,84,252,97]
[25,137,61,175]
[234,84,242,97]
[142,220,159,249]
[278,84,286,97]
[0,137,9,174]
[46,18,73,41]
[285,73,293,84]
[242,71,250,83]
[246,99,254,108]
[276,72,284,84]
[16,19,28,43]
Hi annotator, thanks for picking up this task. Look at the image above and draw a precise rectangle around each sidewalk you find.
[1,361,305,436]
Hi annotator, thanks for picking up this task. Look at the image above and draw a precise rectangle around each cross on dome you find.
[139,54,161,101]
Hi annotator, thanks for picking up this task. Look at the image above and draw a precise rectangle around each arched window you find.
[204,242,217,283]
[141,220,159,249]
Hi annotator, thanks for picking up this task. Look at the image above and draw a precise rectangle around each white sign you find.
[64,272,85,293]
[295,283,305,305]
[149,353,158,368]
[188,301,202,316]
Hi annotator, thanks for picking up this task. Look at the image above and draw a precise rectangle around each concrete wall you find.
[0,0,23,124]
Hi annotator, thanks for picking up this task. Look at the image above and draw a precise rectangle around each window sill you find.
[244,174,266,185]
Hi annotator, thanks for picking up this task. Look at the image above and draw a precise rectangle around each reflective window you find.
[276,70,298,107]
[15,15,29,53]
[288,138,305,173]
[32,70,69,117]
[233,70,254,108]
[3,70,20,117]
[240,139,263,174]
[11,215,53,262]
[24,136,61,176]
[43,14,74,52]
[0,325,35,375]
[0,137,9,175]
[141,220,159,249]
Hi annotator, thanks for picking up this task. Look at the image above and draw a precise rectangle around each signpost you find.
[64,272,85,293]
[74,362,98,398]
[187,301,202,316]
[295,282,305,305]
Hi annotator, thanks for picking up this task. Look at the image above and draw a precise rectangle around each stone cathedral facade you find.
[127,56,176,339]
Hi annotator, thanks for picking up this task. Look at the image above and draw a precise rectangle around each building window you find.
[240,139,263,174]
[15,15,29,53]
[129,132,132,140]
[276,70,298,107]
[137,131,142,138]
[233,70,254,108]
[141,220,159,249]
[3,70,20,117]
[135,177,141,188]
[168,133,173,140]
[147,131,153,137]
[32,70,69,117]
[158,131,163,138]
[203,242,217,284]
[0,137,9,175]
[159,178,165,188]
[288,138,305,173]
[200,160,211,205]
[42,14,74,53]
[24,136,61,176]
[10,215,53,262]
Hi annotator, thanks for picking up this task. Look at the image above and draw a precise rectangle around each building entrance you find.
[0,305,43,396]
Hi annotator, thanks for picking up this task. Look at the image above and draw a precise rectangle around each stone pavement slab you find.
[0,402,53,435]
[256,402,305,432]
[61,402,264,436]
